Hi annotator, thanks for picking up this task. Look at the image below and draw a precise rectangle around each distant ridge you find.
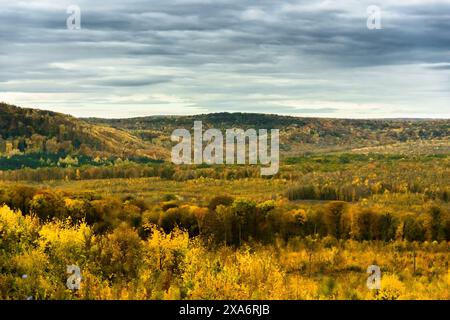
[84,111,449,156]
[1,103,449,163]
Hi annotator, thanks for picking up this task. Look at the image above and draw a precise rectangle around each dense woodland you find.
[0,104,449,299]
[0,181,449,243]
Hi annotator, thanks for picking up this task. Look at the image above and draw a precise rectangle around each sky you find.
[0,0,449,118]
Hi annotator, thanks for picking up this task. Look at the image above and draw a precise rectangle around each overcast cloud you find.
[0,0,449,118]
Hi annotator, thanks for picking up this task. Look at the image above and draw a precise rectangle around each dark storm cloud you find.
[0,0,449,118]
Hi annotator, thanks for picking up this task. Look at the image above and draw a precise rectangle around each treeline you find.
[287,182,450,202]
[284,156,450,202]
[0,152,162,170]
[0,163,264,182]
[1,184,449,244]
[159,197,450,244]
[0,162,173,181]
[0,153,99,170]
[1,153,448,187]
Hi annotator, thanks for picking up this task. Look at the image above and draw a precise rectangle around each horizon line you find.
[2,102,450,121]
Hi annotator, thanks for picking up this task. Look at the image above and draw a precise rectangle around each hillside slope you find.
[0,103,168,162]
[86,113,450,156]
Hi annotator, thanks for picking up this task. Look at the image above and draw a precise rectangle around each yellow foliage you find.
[38,220,92,265]
[376,274,406,300]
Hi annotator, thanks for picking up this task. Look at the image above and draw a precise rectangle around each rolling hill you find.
[0,103,449,171]
[0,103,168,168]
[85,112,450,156]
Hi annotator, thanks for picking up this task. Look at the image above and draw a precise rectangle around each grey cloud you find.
[96,77,171,87]
[428,64,450,70]
[0,0,449,118]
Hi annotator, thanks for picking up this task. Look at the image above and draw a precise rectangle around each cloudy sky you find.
[0,0,449,118]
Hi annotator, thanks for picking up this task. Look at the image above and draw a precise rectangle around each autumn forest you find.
[0,103,449,300]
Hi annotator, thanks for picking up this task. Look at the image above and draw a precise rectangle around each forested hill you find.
[0,103,167,165]
[1,103,449,169]
[85,112,450,155]
[86,112,449,133]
